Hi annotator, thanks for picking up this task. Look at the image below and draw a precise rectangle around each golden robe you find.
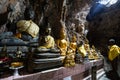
[108,45,120,61]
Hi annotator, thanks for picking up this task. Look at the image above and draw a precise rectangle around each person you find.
[107,39,120,80]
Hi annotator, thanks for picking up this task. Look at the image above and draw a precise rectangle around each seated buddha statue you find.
[91,45,99,59]
[56,28,68,56]
[84,39,94,59]
[77,41,87,58]
[38,26,55,49]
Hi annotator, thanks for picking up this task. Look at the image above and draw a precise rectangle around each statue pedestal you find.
[10,66,24,76]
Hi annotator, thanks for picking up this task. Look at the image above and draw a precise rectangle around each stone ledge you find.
[0,59,104,80]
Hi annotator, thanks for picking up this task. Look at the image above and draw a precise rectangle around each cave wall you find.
[0,0,26,33]
[1,0,119,55]
[87,7,120,55]
[31,0,92,41]
[0,0,91,42]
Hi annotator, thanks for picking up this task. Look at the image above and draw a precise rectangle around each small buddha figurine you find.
[91,45,99,59]
[84,39,94,59]
[77,41,87,58]
[38,26,55,49]
[16,47,22,58]
[56,28,68,56]
[84,39,90,51]
[64,47,75,67]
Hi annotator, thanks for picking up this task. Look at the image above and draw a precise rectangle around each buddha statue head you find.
[71,35,77,42]
[45,23,51,35]
[59,27,66,39]
[92,45,96,50]
[78,41,84,47]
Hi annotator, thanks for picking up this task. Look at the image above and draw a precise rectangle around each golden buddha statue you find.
[69,35,77,52]
[77,41,87,58]
[91,45,99,59]
[38,26,55,49]
[69,35,77,59]
[56,28,68,56]
[64,47,75,67]
[84,39,94,60]
[84,39,90,51]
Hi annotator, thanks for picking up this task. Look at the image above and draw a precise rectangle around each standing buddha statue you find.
[69,35,77,53]
[63,35,77,67]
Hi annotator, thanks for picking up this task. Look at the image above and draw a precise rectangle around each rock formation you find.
[0,0,119,55]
